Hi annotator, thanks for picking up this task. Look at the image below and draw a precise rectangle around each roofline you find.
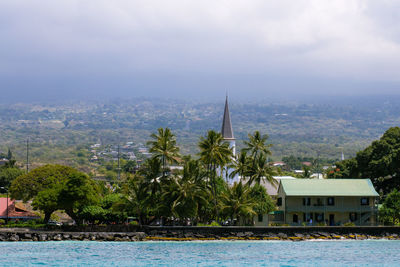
[284,194,379,197]
[280,178,379,197]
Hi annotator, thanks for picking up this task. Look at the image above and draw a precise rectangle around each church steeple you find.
[221,95,235,140]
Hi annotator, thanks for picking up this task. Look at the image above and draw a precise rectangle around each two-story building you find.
[275,179,379,226]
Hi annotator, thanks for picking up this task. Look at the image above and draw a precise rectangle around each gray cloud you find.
[1,0,400,102]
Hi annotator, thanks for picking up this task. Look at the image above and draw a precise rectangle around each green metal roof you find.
[280,179,379,197]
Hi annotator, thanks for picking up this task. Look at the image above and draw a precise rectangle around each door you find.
[329,214,335,226]
[293,214,298,224]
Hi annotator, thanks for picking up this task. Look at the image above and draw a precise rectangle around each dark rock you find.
[244,232,253,237]
[71,234,82,240]
[9,235,19,241]
[184,232,193,238]
[106,235,115,241]
[135,232,146,241]
[318,232,330,237]
[39,234,48,241]
[63,234,71,240]
[24,233,32,239]
[53,234,62,241]
[278,233,287,239]
[98,233,109,240]
[0,234,7,241]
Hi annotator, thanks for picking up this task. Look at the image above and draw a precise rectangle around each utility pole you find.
[26,137,30,173]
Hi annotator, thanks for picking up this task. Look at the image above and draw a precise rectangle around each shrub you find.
[269,223,290,226]
[343,222,355,226]
[197,221,221,227]
[129,221,139,226]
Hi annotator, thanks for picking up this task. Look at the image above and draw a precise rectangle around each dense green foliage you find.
[328,127,400,195]
[379,189,400,225]
[101,128,277,226]
[10,164,99,222]
[0,167,24,188]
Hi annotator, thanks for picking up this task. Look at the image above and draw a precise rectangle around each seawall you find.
[1,226,400,241]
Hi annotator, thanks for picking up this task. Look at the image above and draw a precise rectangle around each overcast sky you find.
[1,0,400,102]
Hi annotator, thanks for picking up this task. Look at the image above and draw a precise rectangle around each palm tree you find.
[135,157,167,223]
[247,153,277,186]
[138,157,163,196]
[161,173,208,224]
[117,176,150,226]
[229,150,251,180]
[147,127,180,178]
[243,131,272,163]
[221,182,257,225]
[198,130,232,219]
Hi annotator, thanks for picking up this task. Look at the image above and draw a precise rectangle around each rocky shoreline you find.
[1,227,400,241]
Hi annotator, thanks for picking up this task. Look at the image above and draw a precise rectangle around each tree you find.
[247,154,276,186]
[198,130,232,219]
[161,159,208,223]
[117,176,151,226]
[379,189,400,225]
[229,150,251,180]
[243,131,272,163]
[328,127,400,195]
[221,182,256,225]
[162,175,208,223]
[6,148,12,160]
[32,186,61,223]
[0,167,24,188]
[138,157,163,197]
[302,165,312,178]
[10,164,99,223]
[78,194,126,224]
[79,205,107,224]
[126,157,165,222]
[58,172,99,223]
[248,183,275,218]
[10,165,77,202]
[147,127,180,177]
[122,160,137,173]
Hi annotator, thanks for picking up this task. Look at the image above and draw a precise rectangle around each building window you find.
[303,213,313,222]
[303,197,311,206]
[361,197,369,205]
[258,214,263,222]
[327,197,335,206]
[277,198,282,206]
[315,213,324,222]
[315,198,323,206]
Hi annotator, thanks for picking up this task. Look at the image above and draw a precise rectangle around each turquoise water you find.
[0,240,399,266]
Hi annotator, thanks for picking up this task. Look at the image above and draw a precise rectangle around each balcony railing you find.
[285,206,377,213]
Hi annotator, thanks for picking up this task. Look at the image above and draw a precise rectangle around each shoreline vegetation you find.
[1,226,400,242]
[2,126,400,229]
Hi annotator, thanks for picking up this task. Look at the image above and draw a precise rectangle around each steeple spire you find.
[221,95,235,140]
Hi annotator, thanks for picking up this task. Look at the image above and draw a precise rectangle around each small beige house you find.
[274,179,379,226]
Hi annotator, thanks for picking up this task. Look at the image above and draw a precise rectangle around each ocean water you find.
[0,240,398,266]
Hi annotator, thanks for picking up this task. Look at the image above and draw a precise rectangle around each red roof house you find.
[0,198,40,220]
